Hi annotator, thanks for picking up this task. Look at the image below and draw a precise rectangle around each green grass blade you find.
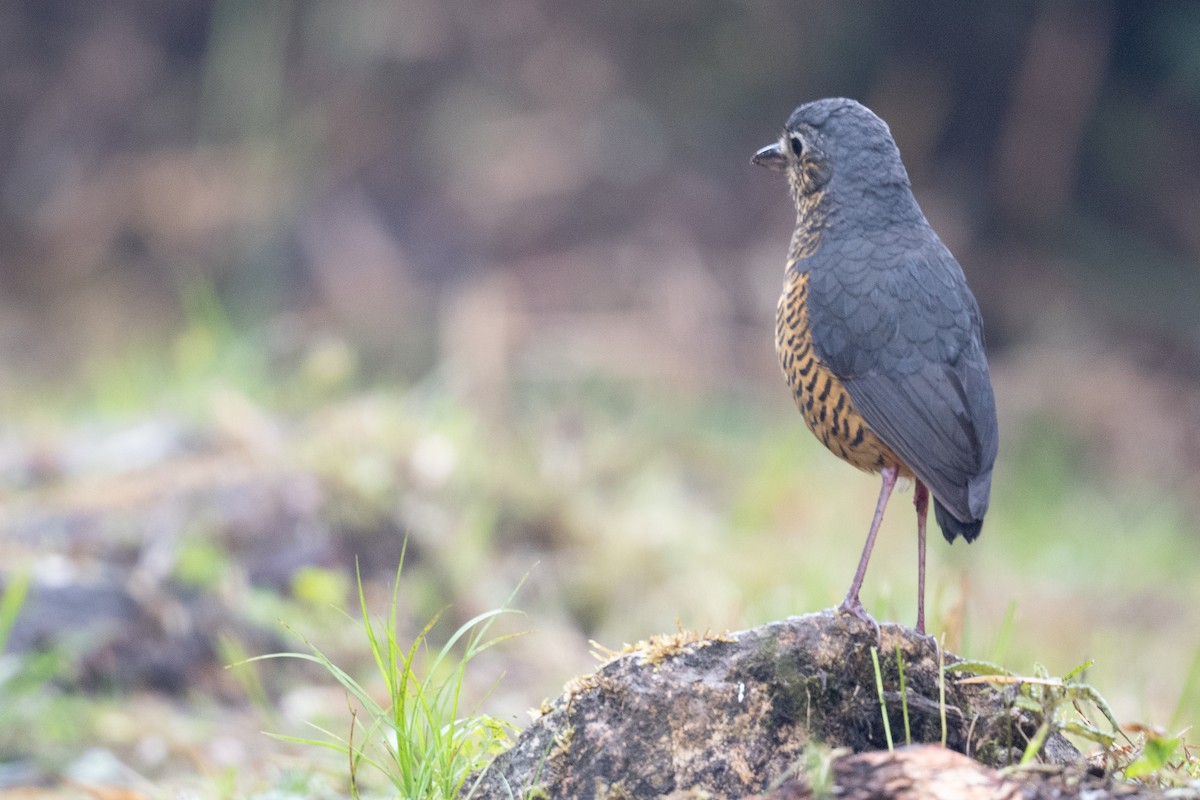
[1062,659,1094,682]
[0,572,30,654]
[871,646,893,751]
[990,600,1017,663]
[1171,643,1200,733]
[946,659,1012,677]
[895,645,911,746]
[1019,721,1050,766]
[250,552,522,799]
[938,635,947,748]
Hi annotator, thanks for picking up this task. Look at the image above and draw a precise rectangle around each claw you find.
[835,598,882,642]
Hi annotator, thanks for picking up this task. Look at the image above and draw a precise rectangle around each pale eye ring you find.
[788,133,805,157]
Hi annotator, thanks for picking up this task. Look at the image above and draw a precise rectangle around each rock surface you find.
[753,745,1192,800]
[468,612,1191,799]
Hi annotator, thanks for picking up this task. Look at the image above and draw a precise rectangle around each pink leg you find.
[914,481,930,635]
[838,464,899,629]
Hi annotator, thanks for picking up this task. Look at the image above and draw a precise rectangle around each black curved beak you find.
[752,142,787,172]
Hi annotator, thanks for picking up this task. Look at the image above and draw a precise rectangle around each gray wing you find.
[807,233,998,523]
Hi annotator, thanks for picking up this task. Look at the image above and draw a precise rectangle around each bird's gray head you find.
[752,98,911,207]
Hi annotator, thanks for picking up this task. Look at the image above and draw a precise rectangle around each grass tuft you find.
[239,550,524,798]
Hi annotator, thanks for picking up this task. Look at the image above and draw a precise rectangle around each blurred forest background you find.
[2,1,1200,796]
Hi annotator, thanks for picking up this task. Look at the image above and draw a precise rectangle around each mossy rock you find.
[467,612,1080,798]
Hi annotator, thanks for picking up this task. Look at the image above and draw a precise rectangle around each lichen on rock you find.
[467,611,1082,798]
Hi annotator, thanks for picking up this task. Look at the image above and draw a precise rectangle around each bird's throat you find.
[787,186,828,264]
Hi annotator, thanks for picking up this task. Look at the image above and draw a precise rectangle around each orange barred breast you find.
[776,269,911,477]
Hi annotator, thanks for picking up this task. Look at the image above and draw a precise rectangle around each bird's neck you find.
[787,185,830,266]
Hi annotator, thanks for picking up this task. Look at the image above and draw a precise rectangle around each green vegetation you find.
[861,645,1198,786]
[0,575,87,774]
[950,658,1120,765]
[1124,731,1195,784]
[869,646,895,750]
[1,317,1198,793]
[242,556,521,799]
[0,573,29,655]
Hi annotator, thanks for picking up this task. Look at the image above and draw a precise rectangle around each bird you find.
[752,98,998,635]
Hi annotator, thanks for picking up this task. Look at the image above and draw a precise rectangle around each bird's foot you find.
[835,598,882,641]
[912,627,938,649]
[913,611,940,647]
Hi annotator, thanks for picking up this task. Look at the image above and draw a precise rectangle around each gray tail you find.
[934,498,983,544]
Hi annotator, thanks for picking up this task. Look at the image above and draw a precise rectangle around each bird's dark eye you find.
[789,133,805,157]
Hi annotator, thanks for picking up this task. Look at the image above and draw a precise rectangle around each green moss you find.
[601,781,634,799]
[741,632,821,734]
